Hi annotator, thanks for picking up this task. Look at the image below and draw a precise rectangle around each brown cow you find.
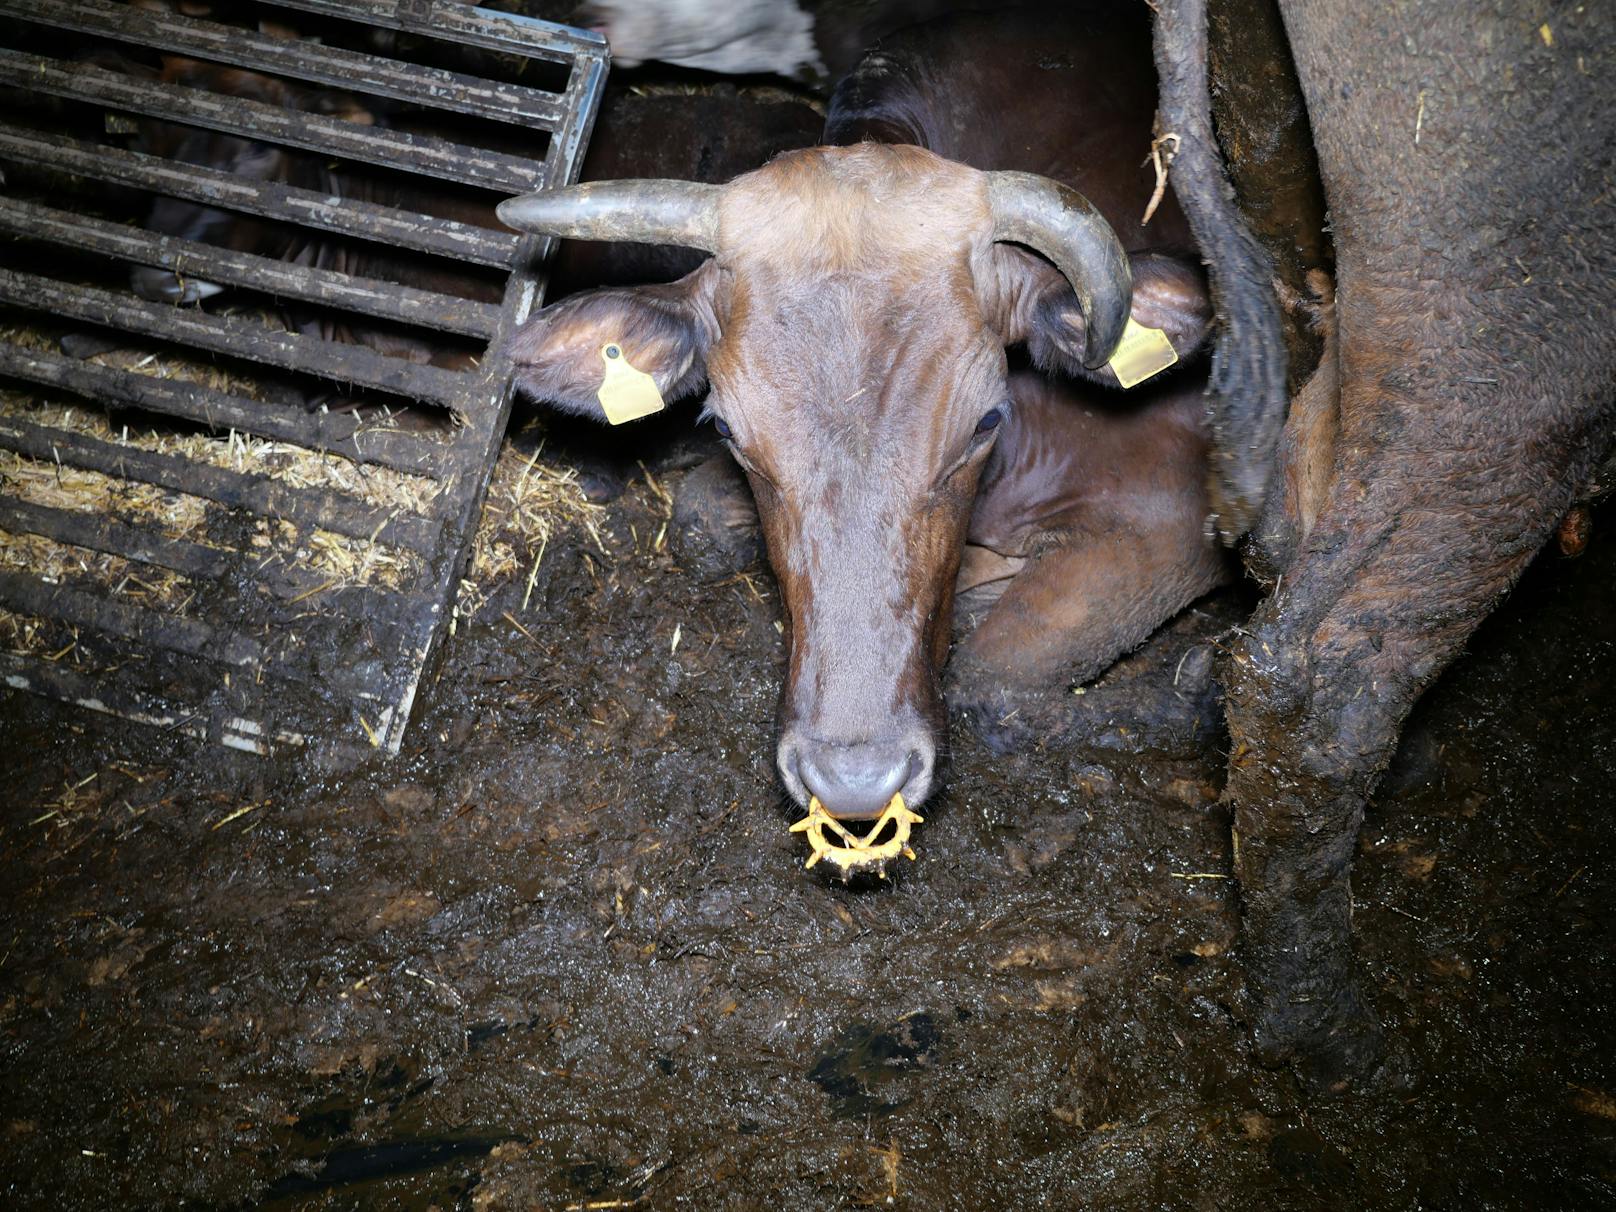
[498,6,1227,819]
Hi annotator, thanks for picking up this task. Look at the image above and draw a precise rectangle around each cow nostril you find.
[797,742,918,820]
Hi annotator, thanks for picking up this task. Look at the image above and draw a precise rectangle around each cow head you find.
[499,145,1206,823]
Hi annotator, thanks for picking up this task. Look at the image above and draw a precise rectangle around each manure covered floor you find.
[2,440,1613,1210]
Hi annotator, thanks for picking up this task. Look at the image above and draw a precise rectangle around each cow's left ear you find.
[504,259,722,422]
[986,246,1212,389]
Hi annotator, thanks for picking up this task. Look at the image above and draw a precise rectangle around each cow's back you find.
[824,4,1190,253]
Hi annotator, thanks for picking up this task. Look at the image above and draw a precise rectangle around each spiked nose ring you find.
[789,793,924,879]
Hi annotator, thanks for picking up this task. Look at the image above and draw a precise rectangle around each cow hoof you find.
[947,657,1045,753]
[1252,985,1416,1097]
[951,596,1238,757]
[573,456,628,504]
[669,454,762,576]
[951,647,1224,758]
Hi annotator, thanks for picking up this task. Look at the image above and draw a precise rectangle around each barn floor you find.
[2,430,1613,1210]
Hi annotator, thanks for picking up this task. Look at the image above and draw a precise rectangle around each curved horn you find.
[986,171,1131,368]
[496,180,722,252]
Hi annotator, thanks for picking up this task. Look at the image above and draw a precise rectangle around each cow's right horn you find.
[987,171,1131,369]
[497,180,722,252]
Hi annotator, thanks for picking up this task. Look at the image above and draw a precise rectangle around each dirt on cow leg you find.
[1221,451,1581,1092]
[1219,633,1397,1093]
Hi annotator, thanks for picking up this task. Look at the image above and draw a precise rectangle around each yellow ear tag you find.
[596,342,665,425]
[1107,317,1178,389]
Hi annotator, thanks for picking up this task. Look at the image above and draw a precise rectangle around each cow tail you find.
[1152,0,1288,546]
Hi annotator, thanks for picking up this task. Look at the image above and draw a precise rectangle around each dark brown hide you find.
[1206,0,1332,398]
[1157,0,1616,1089]
[954,369,1224,700]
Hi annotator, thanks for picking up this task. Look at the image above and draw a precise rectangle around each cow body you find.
[1156,0,1616,1088]
[502,6,1227,819]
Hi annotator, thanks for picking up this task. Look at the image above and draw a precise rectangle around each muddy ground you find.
[2,420,1613,1209]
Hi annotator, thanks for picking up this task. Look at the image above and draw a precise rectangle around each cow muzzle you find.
[780,731,935,878]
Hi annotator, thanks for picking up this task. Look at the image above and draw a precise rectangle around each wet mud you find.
[2,456,1614,1209]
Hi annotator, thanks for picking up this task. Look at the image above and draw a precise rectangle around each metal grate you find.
[0,0,606,753]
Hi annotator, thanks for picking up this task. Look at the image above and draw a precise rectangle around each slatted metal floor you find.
[0,0,606,753]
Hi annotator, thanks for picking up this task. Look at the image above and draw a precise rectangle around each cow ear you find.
[505,260,722,422]
[988,247,1212,389]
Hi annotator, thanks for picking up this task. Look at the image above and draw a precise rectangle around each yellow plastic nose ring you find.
[789,792,924,878]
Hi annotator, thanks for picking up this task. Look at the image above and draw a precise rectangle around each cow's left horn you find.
[497,180,722,252]
[986,172,1131,368]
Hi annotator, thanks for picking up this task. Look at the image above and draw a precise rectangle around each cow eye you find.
[974,407,1004,435]
[712,415,733,439]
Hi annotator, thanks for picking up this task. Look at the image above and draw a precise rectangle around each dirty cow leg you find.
[949,512,1228,752]
[1225,446,1576,1092]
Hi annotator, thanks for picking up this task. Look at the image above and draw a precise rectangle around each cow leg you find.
[949,509,1229,751]
[1224,373,1600,1091]
[668,453,764,576]
[1216,0,1616,1092]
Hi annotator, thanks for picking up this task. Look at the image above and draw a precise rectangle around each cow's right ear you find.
[504,260,722,422]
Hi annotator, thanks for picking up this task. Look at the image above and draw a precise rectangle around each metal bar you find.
[0,415,440,554]
[373,5,610,750]
[0,567,261,667]
[0,198,501,342]
[0,569,398,700]
[259,0,609,64]
[0,125,519,269]
[0,493,230,582]
[0,270,473,411]
[372,14,607,754]
[0,494,416,622]
[0,651,235,750]
[0,0,608,755]
[0,649,359,754]
[544,52,609,214]
[0,344,446,477]
[2,0,569,130]
[0,50,548,194]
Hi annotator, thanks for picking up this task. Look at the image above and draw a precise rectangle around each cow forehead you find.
[708,258,1000,419]
[708,270,1003,480]
[717,145,992,272]
[706,146,1002,462]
